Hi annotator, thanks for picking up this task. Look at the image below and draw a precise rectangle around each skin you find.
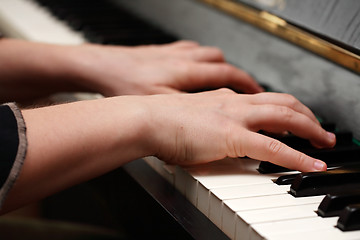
[0,38,336,214]
[0,39,261,102]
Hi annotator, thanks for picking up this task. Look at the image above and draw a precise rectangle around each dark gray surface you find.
[115,0,360,140]
[236,0,360,52]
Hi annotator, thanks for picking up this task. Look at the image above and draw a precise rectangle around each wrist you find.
[0,39,89,102]
[63,44,115,95]
[106,96,155,161]
[66,44,138,97]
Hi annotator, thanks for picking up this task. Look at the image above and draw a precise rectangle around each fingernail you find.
[313,160,326,171]
[327,131,336,143]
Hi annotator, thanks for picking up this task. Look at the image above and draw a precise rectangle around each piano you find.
[1,0,360,239]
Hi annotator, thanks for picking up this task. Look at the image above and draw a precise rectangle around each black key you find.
[337,204,360,231]
[305,144,360,164]
[34,0,178,46]
[321,122,336,132]
[289,167,360,197]
[258,161,290,174]
[274,173,299,185]
[84,29,171,44]
[258,144,360,174]
[67,15,144,31]
[318,191,360,217]
[267,131,353,150]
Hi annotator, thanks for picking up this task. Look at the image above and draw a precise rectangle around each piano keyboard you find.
[1,0,360,239]
[145,143,360,240]
[0,0,85,44]
[0,0,176,45]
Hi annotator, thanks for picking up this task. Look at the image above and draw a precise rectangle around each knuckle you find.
[218,87,235,94]
[180,61,194,74]
[267,139,284,156]
[284,94,299,108]
[278,106,294,122]
[294,153,307,169]
[211,47,225,59]
[218,64,234,77]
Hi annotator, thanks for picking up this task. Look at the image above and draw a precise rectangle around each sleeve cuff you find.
[0,103,27,208]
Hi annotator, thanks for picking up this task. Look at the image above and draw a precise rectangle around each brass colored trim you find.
[197,0,360,73]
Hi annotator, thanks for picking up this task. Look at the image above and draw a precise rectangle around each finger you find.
[163,46,226,62]
[240,131,327,172]
[148,86,183,94]
[249,92,319,125]
[176,62,264,93]
[166,40,200,49]
[185,47,225,62]
[245,104,336,148]
[216,64,264,93]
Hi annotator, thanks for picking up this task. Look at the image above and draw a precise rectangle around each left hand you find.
[70,40,264,96]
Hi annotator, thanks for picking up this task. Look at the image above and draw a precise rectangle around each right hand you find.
[143,89,336,172]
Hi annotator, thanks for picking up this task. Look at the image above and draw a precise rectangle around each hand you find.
[145,89,336,172]
[4,89,334,213]
[0,39,262,103]
[72,41,264,96]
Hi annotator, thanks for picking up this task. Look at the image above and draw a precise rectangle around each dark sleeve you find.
[0,103,27,208]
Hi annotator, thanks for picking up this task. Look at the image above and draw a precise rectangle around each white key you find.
[224,194,324,212]
[184,158,296,216]
[251,217,339,240]
[209,183,289,228]
[143,156,158,170]
[0,0,85,44]
[175,158,261,209]
[162,164,176,185]
[222,194,324,239]
[188,167,278,210]
[197,181,211,216]
[211,183,289,200]
[191,164,285,189]
[232,204,318,240]
[269,227,360,240]
[173,158,247,213]
[241,203,319,223]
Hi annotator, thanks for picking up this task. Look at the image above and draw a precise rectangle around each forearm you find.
[0,38,92,103]
[1,96,151,213]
